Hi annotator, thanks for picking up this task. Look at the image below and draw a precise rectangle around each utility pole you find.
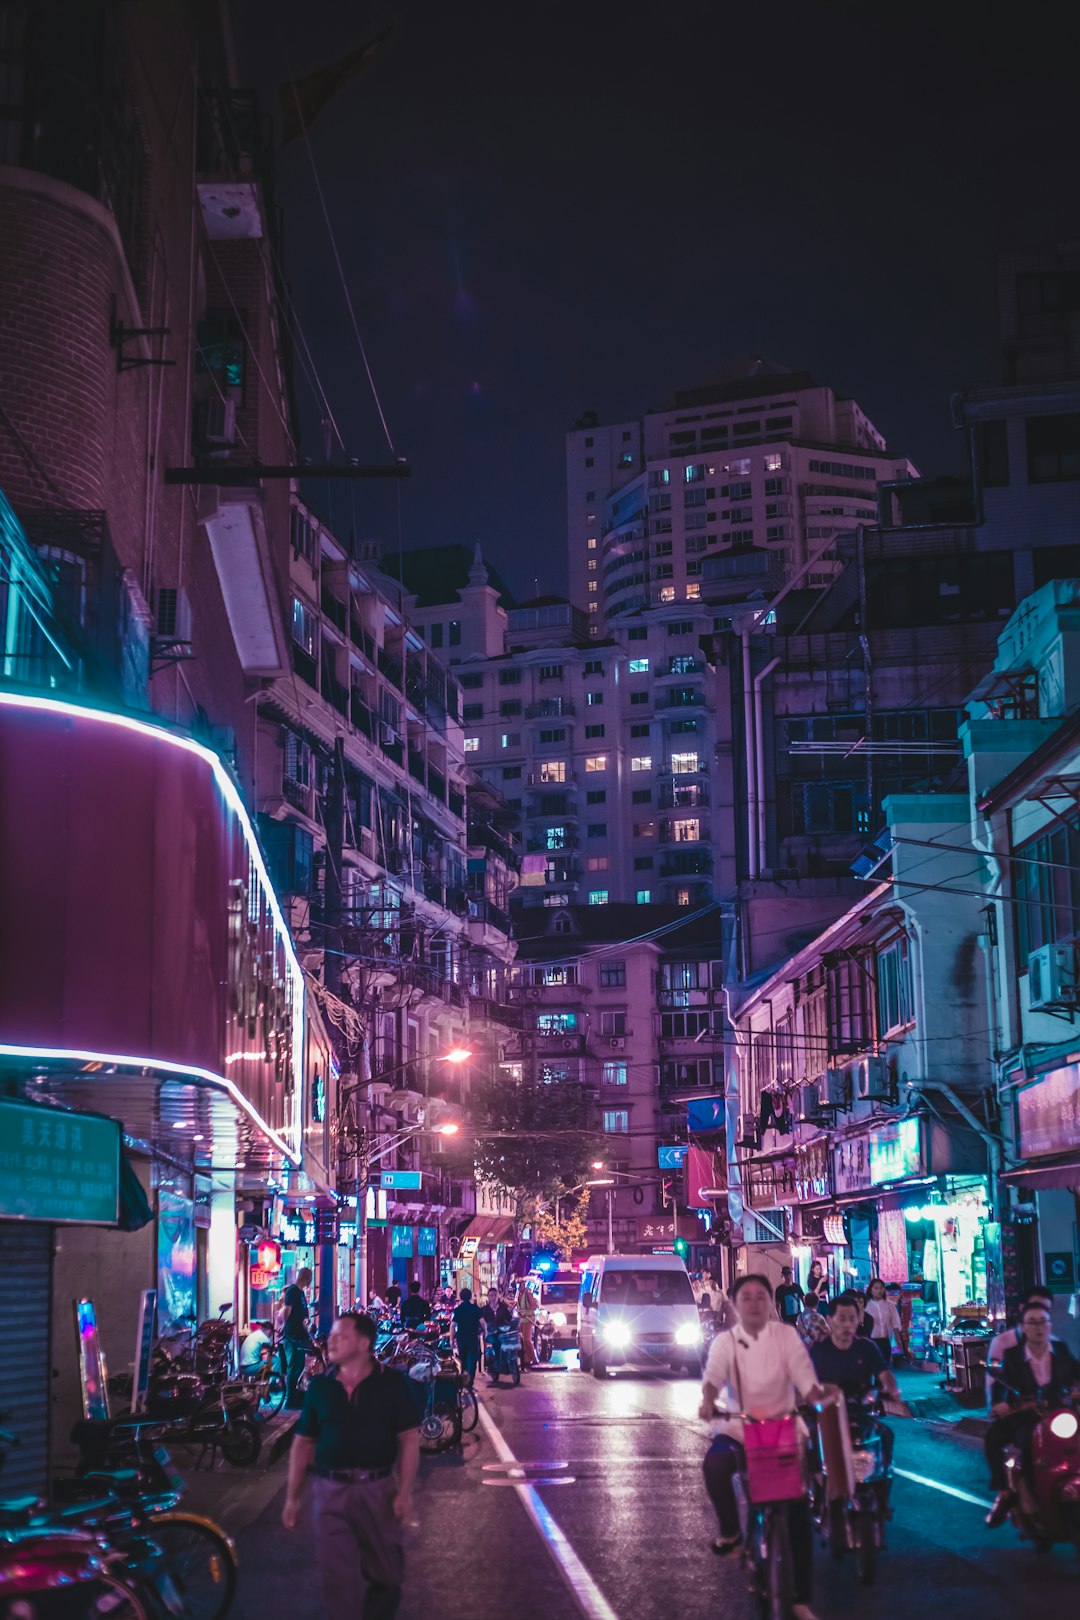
[323,738,347,1322]
[607,1186,614,1256]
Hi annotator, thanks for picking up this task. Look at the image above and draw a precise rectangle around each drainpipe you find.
[741,626,758,878]
[754,655,780,877]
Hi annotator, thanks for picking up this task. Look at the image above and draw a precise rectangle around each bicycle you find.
[709,1405,808,1620]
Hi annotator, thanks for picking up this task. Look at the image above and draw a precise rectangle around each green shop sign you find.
[0,1099,121,1225]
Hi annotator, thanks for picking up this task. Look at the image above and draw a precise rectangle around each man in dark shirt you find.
[282,1266,312,1410]
[284,1312,419,1620]
[384,1281,402,1312]
[452,1288,484,1388]
[399,1281,432,1328]
[811,1293,899,1466]
[774,1266,803,1326]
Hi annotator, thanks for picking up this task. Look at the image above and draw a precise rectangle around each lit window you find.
[586,856,609,872]
[464,737,480,752]
[291,597,318,657]
[633,821,655,838]
[658,587,675,602]
[588,559,597,571]
[588,889,609,905]
[585,755,607,772]
[588,601,598,612]
[628,658,650,674]
[636,890,652,904]
[602,1110,629,1133]
[631,755,652,772]
[545,826,567,850]
[588,581,598,593]
[686,583,701,600]
[538,1012,577,1034]
[586,690,603,706]
[676,888,691,906]
[672,818,700,842]
[602,1061,628,1086]
[670,752,700,774]
[725,457,751,476]
[543,893,569,907]
[684,463,706,483]
[764,452,784,472]
[539,761,566,783]
[587,537,597,550]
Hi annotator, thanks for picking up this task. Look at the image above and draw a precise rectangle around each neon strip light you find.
[0,690,305,1157]
[0,1041,300,1167]
[893,1467,992,1510]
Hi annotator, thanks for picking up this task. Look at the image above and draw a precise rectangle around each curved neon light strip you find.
[0,690,305,1159]
[0,1041,300,1167]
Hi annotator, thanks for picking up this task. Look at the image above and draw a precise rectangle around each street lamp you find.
[587,1170,617,1255]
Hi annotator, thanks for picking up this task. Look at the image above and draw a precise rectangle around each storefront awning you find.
[462,1215,515,1245]
[1001,1154,1080,1193]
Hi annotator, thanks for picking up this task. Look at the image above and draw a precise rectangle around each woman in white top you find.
[865,1277,903,1362]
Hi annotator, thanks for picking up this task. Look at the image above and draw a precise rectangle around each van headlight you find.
[851,1449,877,1482]
[675,1323,703,1347]
[551,1312,567,1327]
[602,1321,631,1346]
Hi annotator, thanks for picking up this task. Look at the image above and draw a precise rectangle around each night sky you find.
[234,3,1076,600]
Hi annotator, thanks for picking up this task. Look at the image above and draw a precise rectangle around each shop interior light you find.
[906,1200,985,1223]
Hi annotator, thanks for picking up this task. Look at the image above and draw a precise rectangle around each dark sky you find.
[233,2,1076,601]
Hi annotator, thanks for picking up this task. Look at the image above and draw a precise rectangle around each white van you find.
[577,1254,703,1378]
[525,1268,580,1348]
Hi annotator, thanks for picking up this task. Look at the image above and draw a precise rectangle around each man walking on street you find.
[283,1311,419,1620]
[282,1266,313,1410]
[452,1287,484,1388]
[399,1281,432,1329]
[774,1265,802,1326]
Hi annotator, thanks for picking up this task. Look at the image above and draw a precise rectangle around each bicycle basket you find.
[743,1416,805,1503]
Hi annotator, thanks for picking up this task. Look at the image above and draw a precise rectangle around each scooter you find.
[811,1391,892,1585]
[485,1324,522,1386]
[536,1318,555,1364]
[998,1391,1080,1554]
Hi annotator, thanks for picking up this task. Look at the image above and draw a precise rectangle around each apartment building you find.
[503,906,725,1256]
[567,362,916,633]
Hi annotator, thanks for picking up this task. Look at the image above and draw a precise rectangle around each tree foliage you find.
[447,1077,603,1206]
[532,1187,591,1261]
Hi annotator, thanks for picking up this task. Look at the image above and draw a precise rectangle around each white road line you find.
[893,1467,993,1510]
[477,1400,620,1620]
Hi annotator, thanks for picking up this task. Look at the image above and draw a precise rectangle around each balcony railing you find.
[377,646,403,688]
[321,589,347,634]
[659,852,713,877]
[466,897,512,936]
[658,784,709,809]
[526,700,576,719]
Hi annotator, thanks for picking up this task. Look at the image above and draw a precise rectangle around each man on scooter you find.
[985,1301,1080,1527]
[809,1293,901,1468]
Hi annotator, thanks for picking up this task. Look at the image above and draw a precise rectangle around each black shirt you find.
[385,1285,401,1308]
[282,1283,309,1341]
[810,1336,887,1399]
[453,1301,484,1344]
[480,1302,513,1329]
[296,1363,418,1471]
[400,1295,432,1325]
[775,1285,802,1323]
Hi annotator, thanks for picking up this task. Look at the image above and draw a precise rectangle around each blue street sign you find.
[381,1170,422,1190]
[687,1097,725,1133]
[657,1145,689,1170]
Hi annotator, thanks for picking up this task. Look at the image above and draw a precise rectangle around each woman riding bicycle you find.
[699,1273,824,1620]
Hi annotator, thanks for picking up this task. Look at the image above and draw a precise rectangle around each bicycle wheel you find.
[766,1510,794,1620]
[85,1570,155,1620]
[261,1346,288,1416]
[151,1512,237,1620]
[458,1385,479,1433]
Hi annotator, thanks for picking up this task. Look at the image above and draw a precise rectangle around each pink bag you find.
[743,1416,805,1503]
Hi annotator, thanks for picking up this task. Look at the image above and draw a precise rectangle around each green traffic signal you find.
[673,1236,688,1257]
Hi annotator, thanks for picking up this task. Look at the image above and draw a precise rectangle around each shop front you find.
[456,1215,515,1294]
[1006,1063,1080,1348]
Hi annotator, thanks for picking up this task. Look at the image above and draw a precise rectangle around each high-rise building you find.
[567,361,917,634]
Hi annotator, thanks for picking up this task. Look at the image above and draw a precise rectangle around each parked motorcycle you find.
[811,1391,892,1584]
[536,1319,555,1364]
[485,1324,522,1386]
[146,1343,261,1468]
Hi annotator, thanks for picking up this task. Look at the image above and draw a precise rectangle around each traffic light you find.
[661,1178,673,1208]
[673,1236,689,1260]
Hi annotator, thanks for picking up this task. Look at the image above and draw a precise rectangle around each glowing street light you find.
[439,1047,473,1064]
[434,1121,460,1136]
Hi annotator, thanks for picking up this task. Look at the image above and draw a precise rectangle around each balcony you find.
[659,690,705,710]
[428,765,447,804]
[467,822,519,865]
[350,619,377,664]
[323,673,350,718]
[659,851,713,878]
[196,89,272,242]
[526,700,576,720]
[526,770,576,789]
[658,783,709,809]
[350,694,375,737]
[469,996,526,1030]
[526,835,579,853]
[466,897,513,936]
[377,646,403,689]
[320,588,348,634]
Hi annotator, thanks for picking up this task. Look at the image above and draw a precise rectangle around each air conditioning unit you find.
[156,586,192,643]
[527,987,543,1000]
[737,1112,761,1149]
[379,723,399,747]
[561,1037,577,1050]
[853,1056,891,1102]
[1028,943,1076,1010]
[794,1084,822,1125]
[821,1068,848,1108]
[196,395,239,446]
[609,1037,626,1051]
[358,826,376,861]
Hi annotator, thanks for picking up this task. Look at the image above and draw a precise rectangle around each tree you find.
[531,1187,591,1261]
[445,1076,603,1206]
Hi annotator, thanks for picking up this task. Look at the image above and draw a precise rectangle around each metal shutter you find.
[0,1223,52,1495]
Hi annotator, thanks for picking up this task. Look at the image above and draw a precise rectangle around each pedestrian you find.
[865,1277,904,1364]
[399,1281,432,1329]
[796,1291,832,1348]
[384,1280,402,1313]
[713,1288,739,1334]
[282,1311,419,1620]
[452,1287,484,1388]
[807,1259,826,1299]
[282,1266,313,1410]
[774,1265,803,1326]
[516,1281,538,1369]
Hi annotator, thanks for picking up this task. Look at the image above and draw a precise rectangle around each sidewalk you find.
[895,1362,991,1444]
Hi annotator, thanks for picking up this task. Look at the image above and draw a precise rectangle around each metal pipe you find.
[741,627,758,878]
[753,655,780,875]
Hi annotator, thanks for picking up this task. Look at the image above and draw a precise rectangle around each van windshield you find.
[599,1270,695,1306]
[539,1284,577,1304]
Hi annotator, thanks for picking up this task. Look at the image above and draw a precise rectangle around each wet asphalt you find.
[220,1352,1079,1620]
